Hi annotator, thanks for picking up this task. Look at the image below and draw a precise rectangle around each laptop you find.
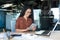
[35,25,57,36]
[35,30,51,36]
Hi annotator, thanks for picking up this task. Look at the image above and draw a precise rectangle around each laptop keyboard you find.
[41,31,50,35]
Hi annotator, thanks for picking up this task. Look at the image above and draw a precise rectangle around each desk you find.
[0,31,60,40]
[50,31,60,40]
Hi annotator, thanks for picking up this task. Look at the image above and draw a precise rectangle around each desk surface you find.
[0,31,60,40]
[50,31,60,40]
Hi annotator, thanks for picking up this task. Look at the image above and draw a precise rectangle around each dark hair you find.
[19,6,33,18]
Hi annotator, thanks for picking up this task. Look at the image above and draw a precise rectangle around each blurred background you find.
[0,0,59,32]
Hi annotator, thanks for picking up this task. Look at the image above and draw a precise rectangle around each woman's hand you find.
[16,26,36,32]
[32,27,36,31]
[26,26,36,31]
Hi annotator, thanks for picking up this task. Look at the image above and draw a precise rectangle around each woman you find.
[15,6,36,32]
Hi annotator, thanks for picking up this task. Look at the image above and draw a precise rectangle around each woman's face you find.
[24,8,32,18]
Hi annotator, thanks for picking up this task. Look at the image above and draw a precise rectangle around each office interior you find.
[0,0,59,32]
